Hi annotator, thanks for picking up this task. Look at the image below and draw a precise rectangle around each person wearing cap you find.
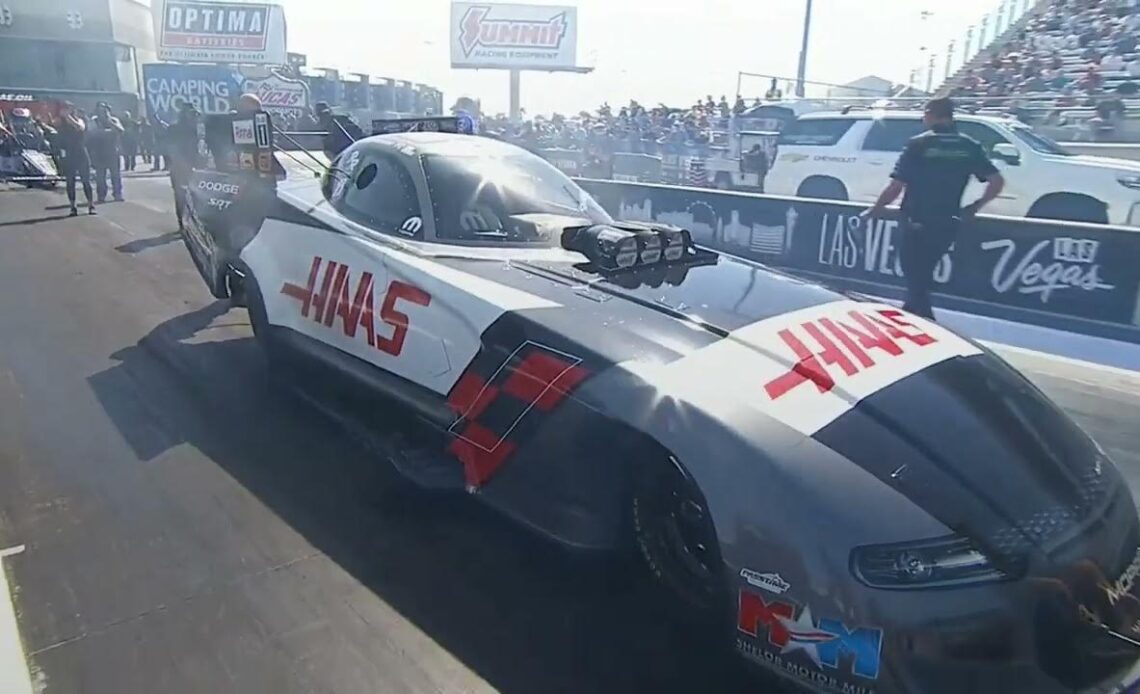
[315,102,363,159]
[55,102,96,216]
[236,93,262,114]
[167,101,203,231]
[863,98,1005,320]
[89,101,124,202]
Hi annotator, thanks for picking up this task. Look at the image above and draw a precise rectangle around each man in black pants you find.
[55,103,96,216]
[864,98,1005,320]
[89,102,125,202]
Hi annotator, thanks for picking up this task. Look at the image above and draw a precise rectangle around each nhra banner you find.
[450,2,579,70]
[579,180,1140,342]
[143,64,241,124]
[154,0,287,65]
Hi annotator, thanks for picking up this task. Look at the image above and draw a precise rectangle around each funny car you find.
[177,113,1140,694]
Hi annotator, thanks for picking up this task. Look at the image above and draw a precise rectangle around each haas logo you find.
[459,5,567,56]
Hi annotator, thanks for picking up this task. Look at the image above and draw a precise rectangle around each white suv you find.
[764,111,1140,226]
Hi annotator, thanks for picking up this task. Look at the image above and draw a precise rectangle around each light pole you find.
[795,0,813,98]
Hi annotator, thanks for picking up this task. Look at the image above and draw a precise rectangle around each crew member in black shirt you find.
[864,98,1005,320]
[167,102,203,231]
[55,102,96,216]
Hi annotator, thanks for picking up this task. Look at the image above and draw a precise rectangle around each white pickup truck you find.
[763,111,1140,226]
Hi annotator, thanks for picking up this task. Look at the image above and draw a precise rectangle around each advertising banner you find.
[143,64,241,124]
[579,180,1140,340]
[450,2,578,70]
[239,72,310,121]
[155,0,287,65]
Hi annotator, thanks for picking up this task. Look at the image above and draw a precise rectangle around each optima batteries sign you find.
[155,0,287,64]
[450,2,578,70]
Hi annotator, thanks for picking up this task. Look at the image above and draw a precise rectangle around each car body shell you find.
[179,129,1140,694]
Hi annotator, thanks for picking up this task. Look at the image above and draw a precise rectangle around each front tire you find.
[1027,194,1108,224]
[632,454,729,623]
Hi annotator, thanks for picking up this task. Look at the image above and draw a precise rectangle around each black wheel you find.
[1027,194,1108,225]
[632,454,728,622]
[797,176,848,201]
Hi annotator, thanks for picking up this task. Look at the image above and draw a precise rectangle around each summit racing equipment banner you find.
[579,179,1140,343]
[154,0,287,64]
[143,64,241,124]
[450,2,578,70]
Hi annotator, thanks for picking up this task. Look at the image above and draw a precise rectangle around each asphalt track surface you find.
[1,177,1139,694]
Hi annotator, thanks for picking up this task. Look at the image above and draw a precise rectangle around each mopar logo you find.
[198,180,240,194]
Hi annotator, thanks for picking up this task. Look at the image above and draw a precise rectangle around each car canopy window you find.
[421,152,612,244]
[777,118,855,146]
[861,118,926,152]
[335,152,424,237]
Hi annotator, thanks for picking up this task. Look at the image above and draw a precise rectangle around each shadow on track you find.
[86,302,774,694]
[115,231,182,255]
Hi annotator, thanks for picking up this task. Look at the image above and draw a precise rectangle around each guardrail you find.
[576,178,1140,343]
[1066,142,1140,161]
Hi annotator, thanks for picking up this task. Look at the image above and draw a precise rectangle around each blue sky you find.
[276,0,1006,115]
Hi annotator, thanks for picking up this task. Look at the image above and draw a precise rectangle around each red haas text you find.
[281,256,431,357]
[764,308,937,400]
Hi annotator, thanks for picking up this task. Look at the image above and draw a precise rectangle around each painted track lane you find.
[0,180,1139,693]
[0,182,762,693]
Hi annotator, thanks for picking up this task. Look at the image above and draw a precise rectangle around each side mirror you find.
[992,142,1021,166]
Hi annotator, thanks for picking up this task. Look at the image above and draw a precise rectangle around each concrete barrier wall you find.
[577,178,1140,343]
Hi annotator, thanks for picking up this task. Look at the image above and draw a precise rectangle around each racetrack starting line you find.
[0,544,34,694]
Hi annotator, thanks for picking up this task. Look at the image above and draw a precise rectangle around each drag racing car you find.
[178,112,1140,694]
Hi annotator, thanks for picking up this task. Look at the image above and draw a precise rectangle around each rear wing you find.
[371,115,474,135]
[200,111,279,179]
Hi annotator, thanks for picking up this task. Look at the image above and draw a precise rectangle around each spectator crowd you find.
[948,0,1140,136]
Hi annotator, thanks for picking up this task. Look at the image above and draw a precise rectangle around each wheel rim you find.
[638,457,721,608]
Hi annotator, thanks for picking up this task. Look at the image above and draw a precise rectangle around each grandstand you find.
[295,67,444,124]
[940,0,1140,141]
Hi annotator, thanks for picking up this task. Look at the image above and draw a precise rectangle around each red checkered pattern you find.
[446,342,590,488]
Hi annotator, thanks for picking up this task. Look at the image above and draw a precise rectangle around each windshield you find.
[1009,125,1073,157]
[422,152,612,244]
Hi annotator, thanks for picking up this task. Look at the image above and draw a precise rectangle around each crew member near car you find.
[167,102,203,231]
[864,98,1005,320]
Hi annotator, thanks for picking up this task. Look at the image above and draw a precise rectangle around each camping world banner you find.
[143,64,242,123]
[154,0,288,64]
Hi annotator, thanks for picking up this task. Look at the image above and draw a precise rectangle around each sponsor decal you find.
[648,301,981,436]
[242,74,309,118]
[162,1,270,50]
[737,588,882,691]
[1107,546,1140,606]
[231,119,255,145]
[254,112,271,148]
[980,236,1114,303]
[197,179,241,194]
[207,198,234,210]
[0,93,34,102]
[399,216,423,236]
[143,64,240,124]
[239,152,255,170]
[458,5,568,57]
[451,2,577,69]
[813,155,857,164]
[817,213,952,284]
[741,568,790,595]
[280,256,432,358]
